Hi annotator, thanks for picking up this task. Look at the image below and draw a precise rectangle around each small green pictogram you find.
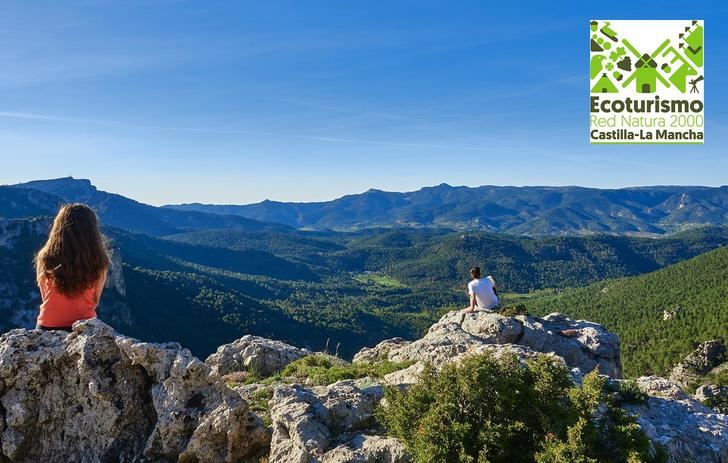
[591,73,619,93]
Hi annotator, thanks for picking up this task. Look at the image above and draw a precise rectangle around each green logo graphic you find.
[589,20,704,144]
[590,20,703,94]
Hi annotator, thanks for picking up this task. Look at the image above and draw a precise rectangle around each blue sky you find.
[1,1,726,205]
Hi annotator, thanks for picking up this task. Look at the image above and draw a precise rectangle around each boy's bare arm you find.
[465,293,477,312]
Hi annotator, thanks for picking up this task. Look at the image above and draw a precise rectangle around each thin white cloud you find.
[299,135,499,152]
[0,111,113,123]
[0,109,500,153]
[0,49,174,88]
[0,111,66,121]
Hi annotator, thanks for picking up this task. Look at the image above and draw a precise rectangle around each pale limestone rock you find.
[269,380,394,463]
[207,335,311,377]
[626,376,728,463]
[353,338,410,364]
[0,319,269,463]
[694,384,728,414]
[321,435,410,463]
[382,343,558,387]
[355,310,621,378]
[2,307,724,463]
[383,363,425,387]
[670,340,726,389]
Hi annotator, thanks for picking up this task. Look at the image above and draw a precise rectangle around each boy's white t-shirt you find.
[467,277,499,310]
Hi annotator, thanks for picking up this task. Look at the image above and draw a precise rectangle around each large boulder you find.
[269,380,409,463]
[625,376,728,463]
[0,319,269,463]
[670,339,727,389]
[355,310,621,378]
[518,313,621,378]
[353,338,410,364]
[207,335,311,377]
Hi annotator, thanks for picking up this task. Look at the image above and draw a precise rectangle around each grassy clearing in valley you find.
[355,273,407,288]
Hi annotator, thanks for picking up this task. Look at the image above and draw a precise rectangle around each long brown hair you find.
[34,203,110,296]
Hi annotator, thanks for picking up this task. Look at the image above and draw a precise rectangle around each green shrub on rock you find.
[378,353,664,463]
[497,304,529,317]
[612,379,648,405]
[281,354,413,386]
[538,372,660,463]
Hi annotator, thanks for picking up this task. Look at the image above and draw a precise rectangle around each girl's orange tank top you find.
[37,274,105,328]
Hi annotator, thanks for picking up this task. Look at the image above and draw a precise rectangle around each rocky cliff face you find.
[0,311,726,463]
[670,339,728,414]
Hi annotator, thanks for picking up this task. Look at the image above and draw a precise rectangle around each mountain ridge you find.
[164,183,728,234]
[6,177,291,236]
[9,177,728,235]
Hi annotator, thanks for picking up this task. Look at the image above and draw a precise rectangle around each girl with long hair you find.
[34,204,110,330]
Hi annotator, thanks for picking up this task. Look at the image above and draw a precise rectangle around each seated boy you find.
[465,266,499,312]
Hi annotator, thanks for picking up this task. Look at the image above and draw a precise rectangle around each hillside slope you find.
[167,226,728,293]
[0,186,61,218]
[522,245,728,377]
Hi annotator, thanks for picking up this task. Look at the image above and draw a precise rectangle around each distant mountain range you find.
[6,177,728,235]
[167,183,728,235]
[4,177,290,236]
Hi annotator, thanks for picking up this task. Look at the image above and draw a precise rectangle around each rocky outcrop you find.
[355,310,621,378]
[1,309,725,463]
[382,343,556,387]
[206,335,311,377]
[269,380,409,463]
[105,244,126,296]
[353,338,410,364]
[321,434,411,463]
[668,339,728,415]
[695,384,728,414]
[625,376,728,463]
[670,339,726,388]
[352,311,728,462]
[0,319,269,463]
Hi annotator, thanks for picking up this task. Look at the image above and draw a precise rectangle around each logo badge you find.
[590,20,704,144]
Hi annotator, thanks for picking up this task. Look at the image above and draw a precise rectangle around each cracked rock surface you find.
[354,310,621,378]
[0,319,269,463]
[207,335,311,377]
[269,380,409,463]
[1,310,726,463]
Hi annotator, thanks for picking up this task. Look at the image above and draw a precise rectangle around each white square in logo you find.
[589,20,704,144]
